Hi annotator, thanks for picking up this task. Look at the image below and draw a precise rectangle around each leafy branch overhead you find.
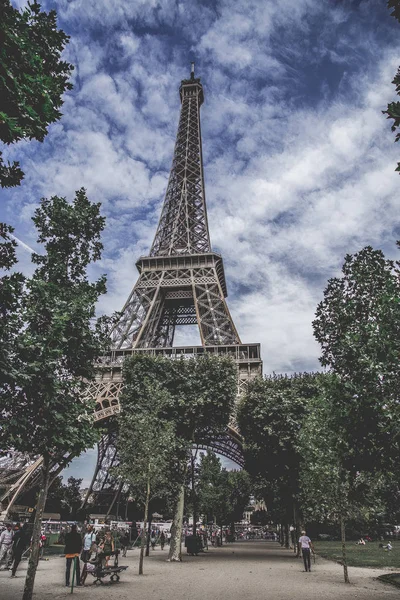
[384,0,400,171]
[0,0,73,187]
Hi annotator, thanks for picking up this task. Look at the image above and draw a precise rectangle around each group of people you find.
[0,522,30,577]
[149,529,169,550]
[64,524,123,586]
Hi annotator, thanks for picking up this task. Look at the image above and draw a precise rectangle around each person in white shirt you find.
[81,526,97,564]
[298,530,314,572]
[0,524,14,569]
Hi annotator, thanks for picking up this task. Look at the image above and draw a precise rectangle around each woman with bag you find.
[100,530,114,567]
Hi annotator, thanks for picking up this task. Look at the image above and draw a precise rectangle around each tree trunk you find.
[284,523,290,549]
[293,502,298,554]
[340,515,350,584]
[167,482,185,562]
[191,453,197,542]
[145,512,152,557]
[23,453,51,600]
[230,520,235,541]
[280,524,284,546]
[139,474,151,575]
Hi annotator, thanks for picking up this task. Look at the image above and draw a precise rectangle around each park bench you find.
[82,549,128,585]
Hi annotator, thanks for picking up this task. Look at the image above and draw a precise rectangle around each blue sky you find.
[2,0,400,483]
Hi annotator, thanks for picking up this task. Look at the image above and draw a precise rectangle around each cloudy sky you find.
[3,0,400,482]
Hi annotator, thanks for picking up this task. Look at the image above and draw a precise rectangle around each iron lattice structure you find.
[110,70,240,350]
[1,67,262,519]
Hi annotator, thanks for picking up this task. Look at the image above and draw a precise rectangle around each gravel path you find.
[0,540,398,600]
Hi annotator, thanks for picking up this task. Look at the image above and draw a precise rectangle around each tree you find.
[164,353,237,561]
[298,376,386,583]
[313,246,400,474]
[196,452,251,536]
[0,189,109,600]
[226,470,252,535]
[0,0,73,188]
[115,355,186,575]
[45,475,83,519]
[197,451,229,526]
[237,372,324,548]
[62,477,83,520]
[113,352,237,562]
[311,246,400,582]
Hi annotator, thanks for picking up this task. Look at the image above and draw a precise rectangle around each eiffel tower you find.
[111,65,241,350]
[0,65,262,518]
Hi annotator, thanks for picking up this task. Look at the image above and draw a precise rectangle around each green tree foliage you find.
[384,1,400,172]
[312,246,400,475]
[197,451,229,525]
[0,224,25,394]
[0,189,109,600]
[114,353,237,562]
[310,246,400,582]
[61,476,83,520]
[46,476,83,520]
[116,357,186,574]
[0,0,73,187]
[237,372,324,543]
[43,475,64,514]
[298,376,388,583]
[225,470,252,532]
[196,451,251,533]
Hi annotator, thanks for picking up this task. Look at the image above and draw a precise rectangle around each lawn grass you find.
[377,573,400,588]
[314,540,400,569]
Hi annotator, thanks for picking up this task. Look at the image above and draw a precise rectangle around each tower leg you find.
[81,433,120,513]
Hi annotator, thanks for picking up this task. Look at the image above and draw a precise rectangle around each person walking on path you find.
[120,531,129,557]
[64,524,82,587]
[10,523,29,577]
[298,530,314,572]
[0,523,14,570]
[160,531,166,550]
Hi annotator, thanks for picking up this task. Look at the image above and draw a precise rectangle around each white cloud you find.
[5,0,400,484]
[3,0,400,381]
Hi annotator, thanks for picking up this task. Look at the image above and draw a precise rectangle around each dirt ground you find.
[1,540,398,600]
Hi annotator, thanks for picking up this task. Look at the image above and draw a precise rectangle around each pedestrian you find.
[64,524,82,587]
[81,525,97,564]
[298,530,314,572]
[11,523,29,577]
[100,530,114,567]
[151,529,157,550]
[0,523,14,570]
[120,531,129,557]
[160,531,166,550]
[39,532,47,560]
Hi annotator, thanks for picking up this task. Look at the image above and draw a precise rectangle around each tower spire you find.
[150,66,210,256]
[109,68,244,350]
